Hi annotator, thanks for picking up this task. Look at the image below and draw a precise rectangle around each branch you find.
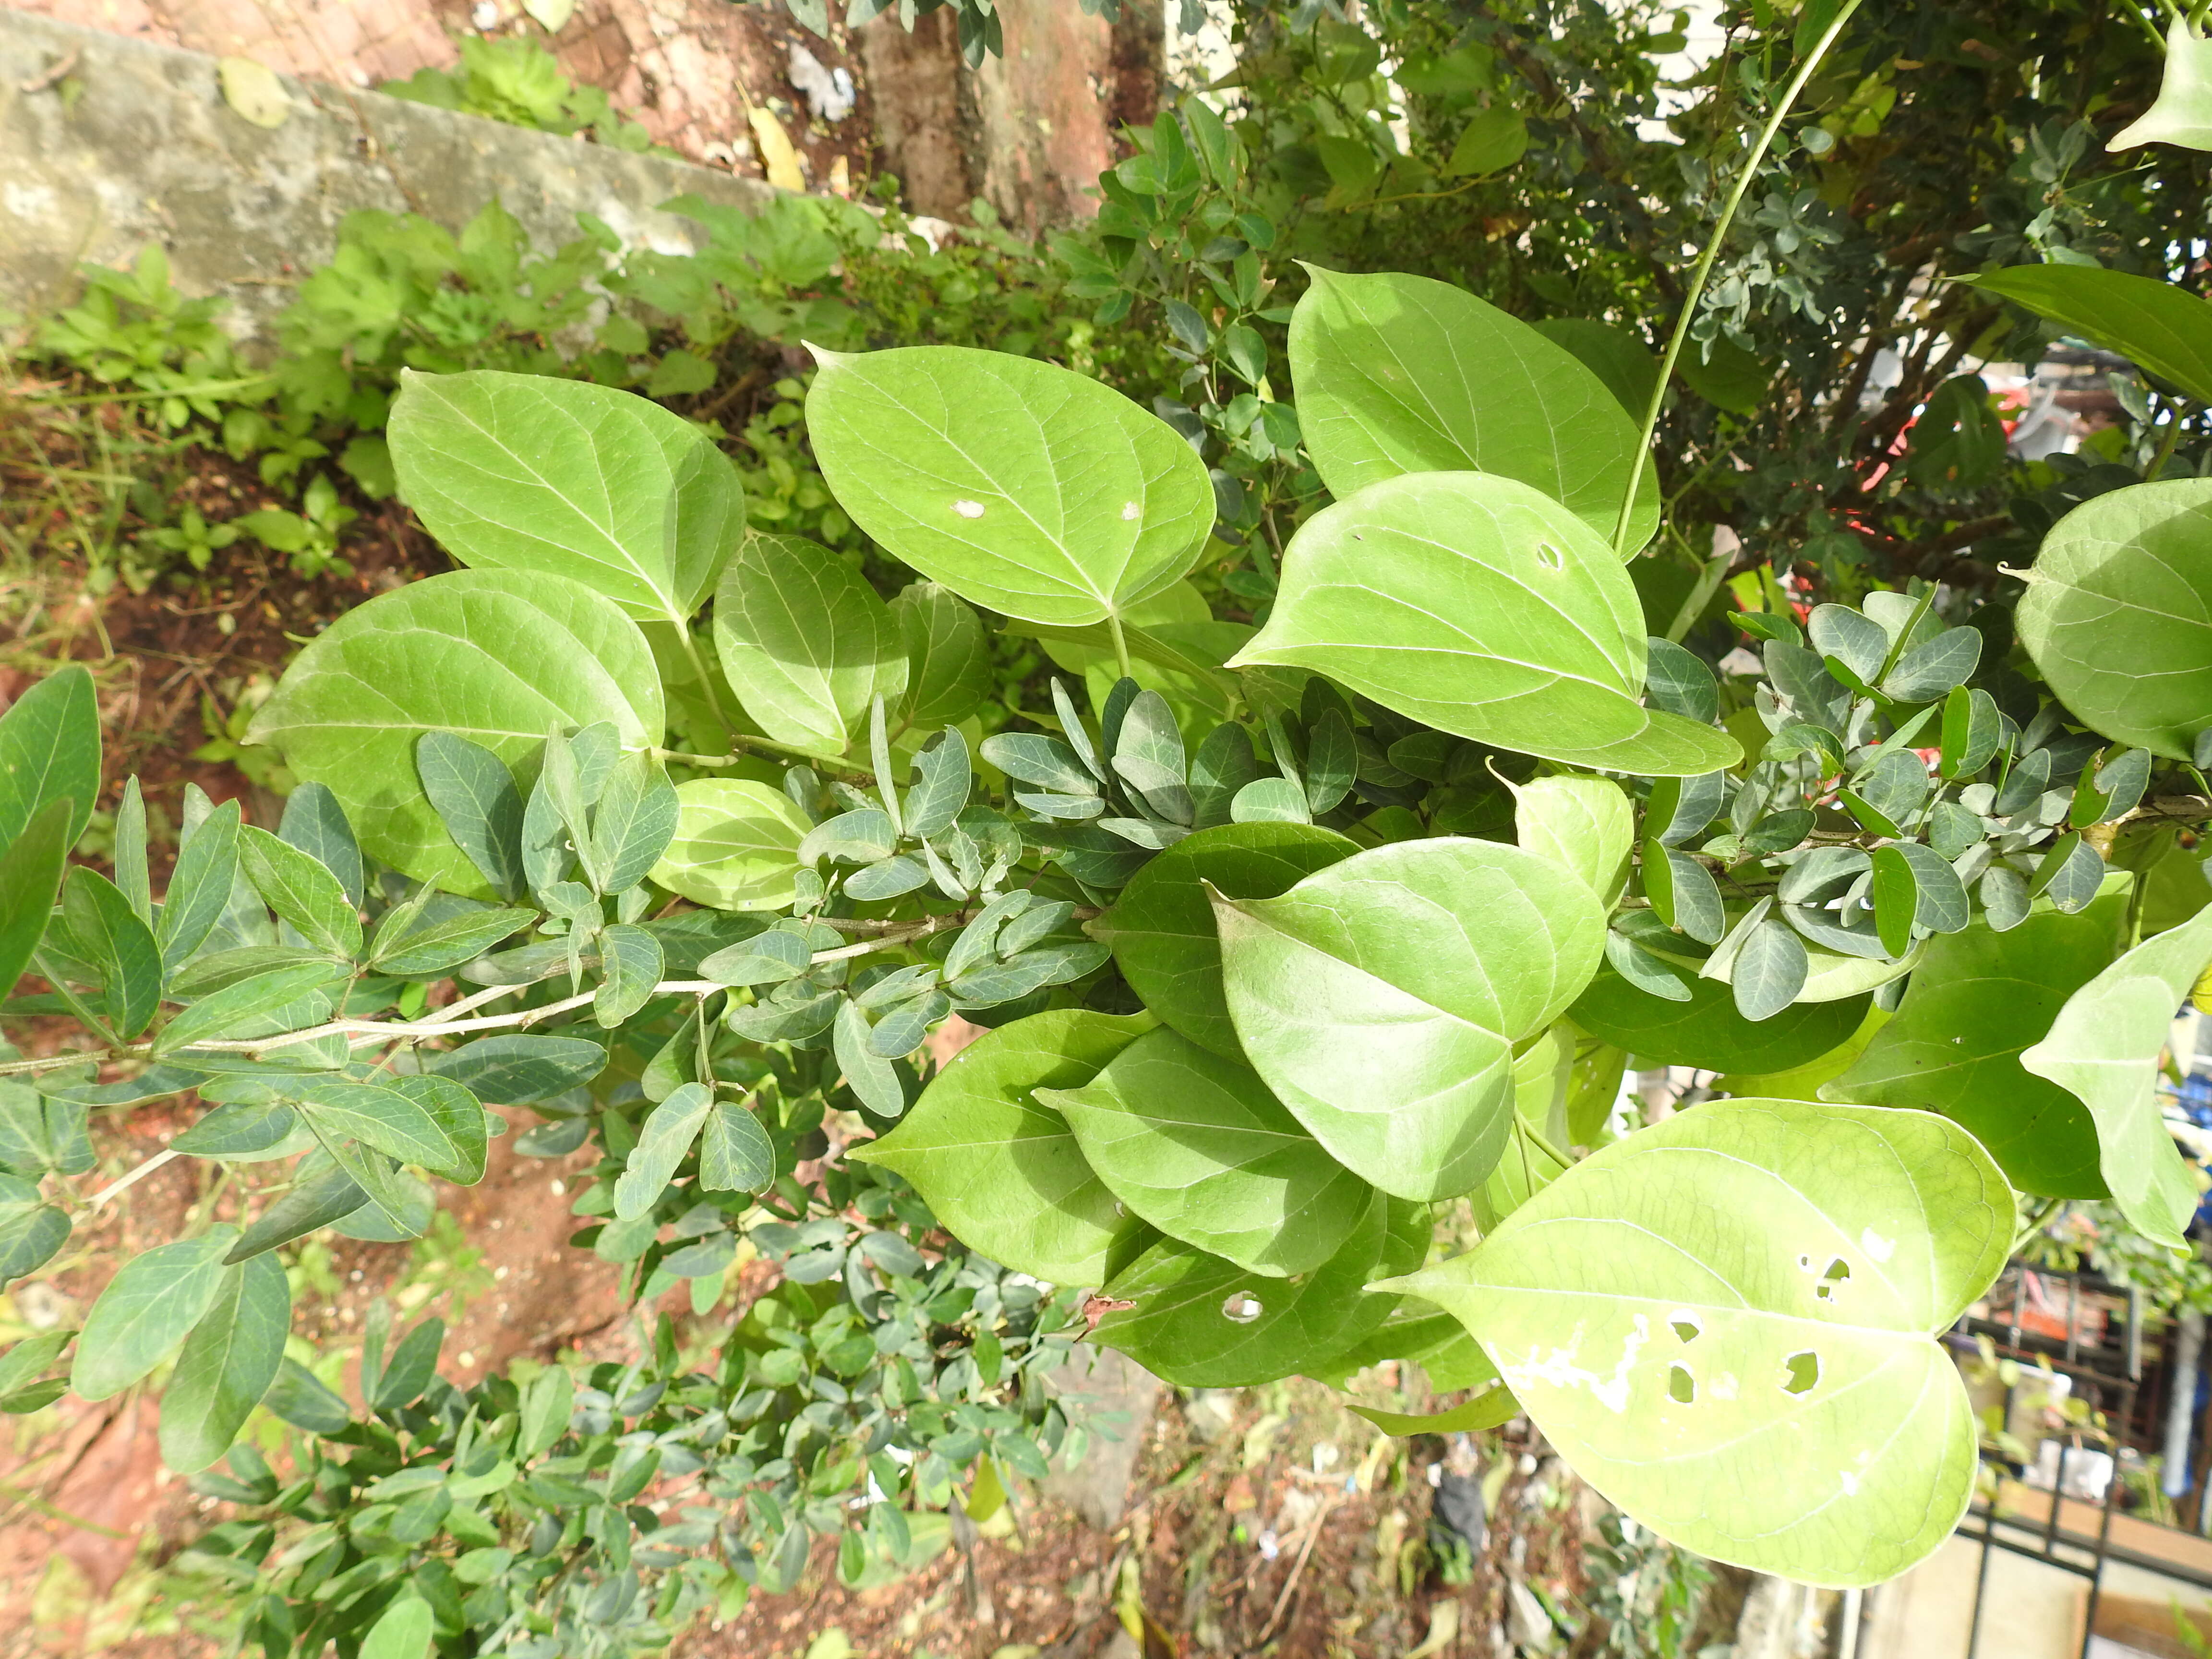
[87,1149,180,1210]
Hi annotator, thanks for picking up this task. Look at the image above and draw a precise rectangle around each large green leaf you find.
[1229,474,1741,776]
[1824,894,2127,1198]
[2020,906,2212,1249]
[1572,962,1872,1074]
[388,369,743,625]
[1094,822,1358,1060]
[1288,267,1658,547]
[650,780,811,911]
[0,800,74,1000]
[2016,479,2212,761]
[248,572,663,890]
[1971,264,2212,403]
[1040,1027,1373,1277]
[805,345,1214,626]
[0,663,98,853]
[1380,1101,2010,1587]
[157,1253,289,1472]
[72,1226,240,1401]
[849,1010,1153,1284]
[1092,1190,1426,1388]
[1214,838,1605,1201]
[712,534,907,752]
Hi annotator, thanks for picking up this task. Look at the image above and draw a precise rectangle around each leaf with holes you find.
[1040,1027,1373,1277]
[805,346,1214,627]
[1094,822,1359,1060]
[1229,474,1740,776]
[2016,479,2212,761]
[1379,1100,2010,1586]
[2021,905,2212,1249]
[1214,837,1604,1201]
[848,1010,1153,1284]
[1288,267,1657,547]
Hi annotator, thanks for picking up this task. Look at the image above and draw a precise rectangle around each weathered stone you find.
[0,9,772,348]
[1043,1345,1160,1530]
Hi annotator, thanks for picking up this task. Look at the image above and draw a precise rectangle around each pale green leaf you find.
[1288,267,1657,547]
[805,345,1214,626]
[389,369,742,625]
[2110,17,2212,152]
[247,572,663,892]
[613,1082,715,1219]
[1380,1100,2010,1587]
[72,1227,240,1401]
[891,582,992,728]
[849,1010,1154,1284]
[1229,473,1741,777]
[713,534,908,751]
[1514,775,1633,906]
[2016,478,2212,761]
[2020,905,2212,1249]
[649,779,811,911]
[1213,837,1604,1201]
[1041,1027,1373,1277]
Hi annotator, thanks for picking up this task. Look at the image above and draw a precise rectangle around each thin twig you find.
[88,1148,179,1210]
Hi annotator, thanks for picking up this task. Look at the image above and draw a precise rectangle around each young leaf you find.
[1213,838,1604,1201]
[591,752,681,894]
[712,534,908,750]
[1232,473,1741,776]
[294,1078,459,1170]
[1731,917,1810,1022]
[0,663,99,852]
[62,868,161,1039]
[370,906,534,976]
[72,1226,240,1400]
[247,572,665,892]
[113,777,151,926]
[0,1175,69,1285]
[805,345,1215,627]
[371,1317,444,1410]
[158,1253,289,1473]
[1188,723,1263,830]
[0,799,74,999]
[1094,823,1362,1060]
[393,1075,489,1185]
[389,368,743,625]
[1041,1027,1372,1277]
[278,783,364,910]
[1826,894,2126,1197]
[1642,638,1719,725]
[1288,267,1657,547]
[2015,479,2212,761]
[2021,906,2212,1249]
[849,1010,1153,1283]
[1379,1100,2009,1587]
[700,1101,774,1193]
[417,732,529,901]
[699,926,812,985]
[613,1082,716,1219]
[152,960,348,1056]
[651,780,812,911]
[904,728,973,840]
[262,1356,350,1432]
[1093,1190,1425,1389]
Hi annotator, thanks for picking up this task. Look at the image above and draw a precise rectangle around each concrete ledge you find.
[0,9,775,346]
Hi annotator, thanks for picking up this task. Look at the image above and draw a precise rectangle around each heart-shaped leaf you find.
[1380,1100,2009,1587]
[1230,473,1741,776]
[1040,1026,1373,1277]
[650,781,811,912]
[1289,266,1658,547]
[2017,479,2212,761]
[713,534,908,751]
[805,346,1214,626]
[849,1010,1154,1284]
[1214,838,1604,1201]
[248,572,663,893]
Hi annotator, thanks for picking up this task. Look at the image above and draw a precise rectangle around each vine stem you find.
[1106,612,1133,683]
[1611,0,1868,557]
[89,1149,180,1211]
[653,741,872,784]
